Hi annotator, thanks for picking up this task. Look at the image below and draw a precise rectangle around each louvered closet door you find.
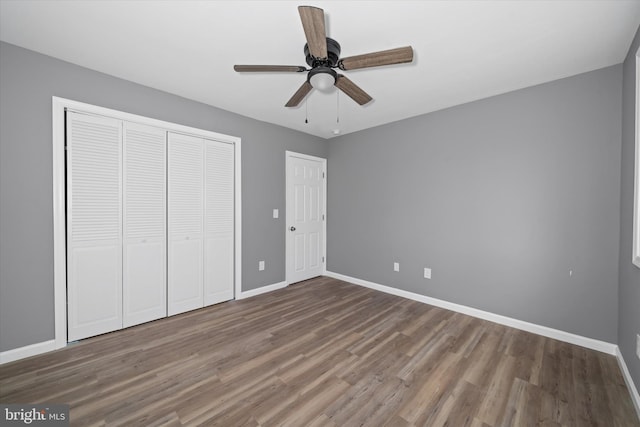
[168,133,204,315]
[67,112,123,341]
[204,140,235,306]
[123,122,167,327]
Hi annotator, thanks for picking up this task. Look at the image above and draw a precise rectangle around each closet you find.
[66,111,235,342]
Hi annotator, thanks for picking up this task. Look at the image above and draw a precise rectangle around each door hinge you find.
[322,214,325,221]
[322,172,325,179]
[322,257,325,263]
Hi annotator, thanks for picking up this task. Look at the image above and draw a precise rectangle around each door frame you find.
[285,151,327,285]
[52,97,242,348]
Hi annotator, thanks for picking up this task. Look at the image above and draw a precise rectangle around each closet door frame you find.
[52,97,242,349]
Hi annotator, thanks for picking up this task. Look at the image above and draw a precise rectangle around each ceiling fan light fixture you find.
[308,67,336,92]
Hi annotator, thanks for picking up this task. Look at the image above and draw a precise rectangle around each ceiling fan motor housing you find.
[304,37,341,68]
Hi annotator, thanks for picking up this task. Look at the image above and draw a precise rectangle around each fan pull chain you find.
[305,98,308,124]
[336,91,340,123]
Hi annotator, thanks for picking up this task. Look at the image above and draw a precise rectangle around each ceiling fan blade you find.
[335,75,372,106]
[285,81,313,107]
[339,46,413,71]
[298,6,327,59]
[234,65,306,72]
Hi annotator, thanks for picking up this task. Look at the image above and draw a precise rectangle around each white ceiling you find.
[1,1,639,139]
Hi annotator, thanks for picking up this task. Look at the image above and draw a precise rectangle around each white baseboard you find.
[616,347,640,420]
[0,339,57,365]
[325,271,618,355]
[238,281,288,299]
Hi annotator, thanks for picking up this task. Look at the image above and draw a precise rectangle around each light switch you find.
[273,209,279,219]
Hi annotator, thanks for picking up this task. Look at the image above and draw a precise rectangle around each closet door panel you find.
[123,123,167,327]
[204,237,234,305]
[168,238,203,314]
[66,112,123,341]
[204,140,235,306]
[168,133,204,315]
[68,244,121,341]
[124,241,165,325]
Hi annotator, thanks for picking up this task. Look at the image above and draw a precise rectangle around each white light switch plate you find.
[393,262,399,272]
[636,334,640,360]
[273,209,279,219]
[259,261,265,271]
[424,268,432,279]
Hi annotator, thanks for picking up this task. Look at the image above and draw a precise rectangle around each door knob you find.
[290,226,296,231]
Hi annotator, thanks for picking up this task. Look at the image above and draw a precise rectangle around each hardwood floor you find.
[1,276,638,426]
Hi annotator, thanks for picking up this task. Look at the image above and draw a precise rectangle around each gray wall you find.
[620,27,640,389]
[327,65,622,343]
[0,42,327,352]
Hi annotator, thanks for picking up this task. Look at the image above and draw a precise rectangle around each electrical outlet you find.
[636,334,640,360]
[259,261,265,271]
[424,267,432,279]
[393,262,399,272]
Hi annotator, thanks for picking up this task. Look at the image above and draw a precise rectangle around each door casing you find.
[285,151,327,285]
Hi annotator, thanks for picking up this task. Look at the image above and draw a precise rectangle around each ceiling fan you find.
[234,5,414,107]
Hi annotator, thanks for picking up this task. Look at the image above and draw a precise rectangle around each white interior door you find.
[204,139,235,305]
[66,112,123,341]
[286,152,326,284]
[168,132,204,315]
[122,122,167,327]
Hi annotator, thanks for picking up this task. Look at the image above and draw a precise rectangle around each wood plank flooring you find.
[1,276,638,426]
